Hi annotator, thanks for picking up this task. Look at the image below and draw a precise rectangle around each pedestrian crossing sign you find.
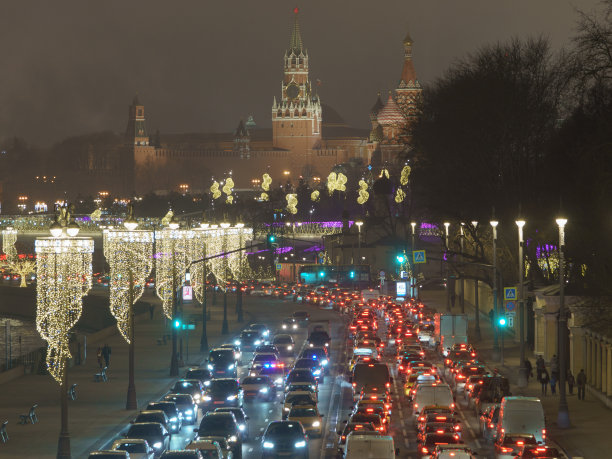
[504,287,517,301]
[276,264,282,271]
[413,250,426,264]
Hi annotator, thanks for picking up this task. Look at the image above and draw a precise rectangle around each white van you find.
[344,433,396,459]
[412,383,454,416]
[496,396,546,443]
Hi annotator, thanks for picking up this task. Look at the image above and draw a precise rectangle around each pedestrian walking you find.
[550,372,557,394]
[102,343,112,368]
[577,369,587,400]
[96,346,103,369]
[149,304,155,320]
[525,358,533,381]
[551,354,560,380]
[567,370,575,395]
[489,309,494,326]
[536,355,545,382]
[540,369,550,395]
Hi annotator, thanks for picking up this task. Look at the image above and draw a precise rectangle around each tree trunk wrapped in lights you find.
[190,229,211,304]
[155,228,194,319]
[2,228,36,288]
[104,230,154,342]
[35,237,94,383]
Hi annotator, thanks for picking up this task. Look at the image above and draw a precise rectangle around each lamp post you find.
[444,222,451,312]
[235,222,246,323]
[197,222,210,352]
[459,223,465,313]
[490,220,500,359]
[103,210,153,410]
[220,222,230,335]
[556,217,570,428]
[35,205,93,459]
[472,221,481,341]
[516,219,528,388]
[356,221,363,270]
[411,222,416,299]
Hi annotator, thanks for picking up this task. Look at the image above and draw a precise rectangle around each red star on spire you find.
[294,7,299,14]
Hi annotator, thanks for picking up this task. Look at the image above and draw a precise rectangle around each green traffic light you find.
[268,234,276,243]
[396,255,405,263]
[498,317,507,327]
[173,319,181,329]
[319,271,325,277]
[349,271,355,279]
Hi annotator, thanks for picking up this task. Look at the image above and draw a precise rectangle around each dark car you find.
[125,422,170,455]
[261,421,309,459]
[160,452,202,459]
[146,401,182,433]
[299,347,329,374]
[420,433,462,457]
[185,368,214,387]
[214,407,249,440]
[162,394,198,425]
[254,344,280,357]
[241,375,277,401]
[307,330,330,348]
[286,369,317,387]
[202,378,243,411]
[88,453,129,459]
[292,311,310,326]
[207,349,238,378]
[132,410,171,434]
[169,379,205,405]
[237,330,263,351]
[272,334,295,357]
[293,358,324,383]
[248,323,270,339]
[195,412,242,459]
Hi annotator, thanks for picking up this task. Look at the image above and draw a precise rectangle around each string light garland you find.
[357,179,370,205]
[210,181,222,199]
[104,230,154,342]
[35,237,93,383]
[400,165,412,185]
[311,190,320,202]
[286,193,298,214]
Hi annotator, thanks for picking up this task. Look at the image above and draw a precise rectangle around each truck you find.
[434,313,468,356]
[307,320,331,348]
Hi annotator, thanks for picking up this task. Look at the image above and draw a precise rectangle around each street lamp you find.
[444,222,450,312]
[516,218,528,388]
[356,221,363,272]
[556,217,570,428]
[104,209,153,410]
[472,221,481,340]
[490,220,500,359]
[35,204,94,459]
[459,223,465,313]
[411,222,417,298]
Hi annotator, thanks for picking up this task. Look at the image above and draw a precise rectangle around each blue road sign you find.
[504,287,517,301]
[413,250,426,264]
[276,264,282,271]
[505,301,516,311]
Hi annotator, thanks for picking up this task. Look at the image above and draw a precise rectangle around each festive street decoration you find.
[311,190,320,202]
[286,193,298,214]
[357,179,370,205]
[327,172,347,195]
[400,165,412,185]
[395,188,406,203]
[210,181,222,199]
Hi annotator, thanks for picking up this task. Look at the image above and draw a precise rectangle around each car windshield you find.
[290,408,317,417]
[294,312,308,318]
[241,331,259,339]
[209,351,234,363]
[350,414,380,424]
[198,415,236,434]
[265,422,302,437]
[273,336,293,344]
[294,359,317,368]
[135,413,162,423]
[253,354,277,362]
[425,434,459,445]
[127,424,161,436]
[115,442,147,453]
[217,409,244,422]
[186,369,212,380]
[172,381,197,391]
[210,380,238,392]
[147,403,175,415]
[242,377,268,385]
[164,394,191,405]
[288,370,314,381]
[286,394,314,404]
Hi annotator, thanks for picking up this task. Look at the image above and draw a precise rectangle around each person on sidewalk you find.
[550,372,557,395]
[96,346,103,369]
[149,304,155,320]
[102,343,112,368]
[525,358,533,381]
[577,369,587,400]
[536,355,546,382]
[567,370,575,395]
[551,354,560,380]
[540,369,550,395]
[489,309,494,326]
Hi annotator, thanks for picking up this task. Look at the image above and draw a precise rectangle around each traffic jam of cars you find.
[88,283,563,459]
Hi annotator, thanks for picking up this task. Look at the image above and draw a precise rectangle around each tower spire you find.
[289,7,303,54]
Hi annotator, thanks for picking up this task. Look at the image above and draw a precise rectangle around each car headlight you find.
[313,369,321,375]
[238,424,246,431]
[292,324,298,329]
[259,387,268,393]
[153,442,163,449]
[228,364,235,370]
[193,394,201,400]
[309,343,313,348]
[169,416,177,422]
[255,340,262,345]
[284,407,290,411]
[275,378,282,385]
[312,421,320,427]
[227,395,237,401]
[287,345,293,350]
[234,340,241,346]
[229,435,238,442]
[207,364,213,370]
[264,330,270,336]
[203,396,212,401]
[185,409,193,415]
[204,380,210,386]
[295,440,306,448]
[282,324,287,329]
[263,441,275,449]
[322,359,329,366]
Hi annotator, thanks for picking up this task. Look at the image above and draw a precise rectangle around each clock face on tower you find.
[286,83,299,100]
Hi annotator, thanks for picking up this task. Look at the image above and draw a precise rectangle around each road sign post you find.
[504,287,517,301]
[413,250,426,264]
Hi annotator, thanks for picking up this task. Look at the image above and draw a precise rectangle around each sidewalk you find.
[421,289,609,459]
[0,292,250,459]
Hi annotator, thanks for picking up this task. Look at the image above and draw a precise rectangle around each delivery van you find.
[412,383,454,416]
[345,433,396,459]
[496,396,546,443]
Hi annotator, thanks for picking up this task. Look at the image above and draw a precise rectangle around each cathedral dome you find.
[376,92,405,126]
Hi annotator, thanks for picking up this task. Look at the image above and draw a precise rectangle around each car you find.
[241,375,277,401]
[250,353,281,373]
[207,349,238,378]
[336,422,377,448]
[282,391,318,419]
[185,438,225,458]
[348,413,384,434]
[293,358,325,383]
[146,402,182,434]
[257,364,286,387]
[287,403,323,437]
[261,421,309,459]
[282,317,299,330]
[248,323,271,339]
[272,334,295,356]
[162,394,198,425]
[517,445,563,458]
[195,412,242,459]
[214,407,250,440]
[217,344,242,364]
[111,438,155,459]
[202,378,243,410]
[254,344,281,357]
[494,433,538,459]
[344,433,395,459]
[88,452,130,459]
[169,380,205,405]
[159,452,202,459]
[419,432,462,457]
[185,368,214,387]
[125,422,170,455]
[292,311,310,326]
[479,404,500,442]
[286,369,318,388]
[432,445,477,459]
[236,330,264,351]
[299,348,329,373]
[132,411,172,436]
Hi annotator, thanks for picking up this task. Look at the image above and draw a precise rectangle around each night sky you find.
[0,0,600,145]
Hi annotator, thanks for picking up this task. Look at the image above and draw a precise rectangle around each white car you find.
[111,438,155,459]
[432,444,476,458]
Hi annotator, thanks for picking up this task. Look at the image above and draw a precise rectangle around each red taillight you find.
[436,429,444,434]
[422,447,428,454]
[454,424,461,431]
[501,447,512,453]
[385,382,390,387]
[352,382,356,387]
[489,423,495,429]
[516,441,524,446]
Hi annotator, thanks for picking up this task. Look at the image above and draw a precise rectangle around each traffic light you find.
[349,270,355,279]
[319,270,325,278]
[173,318,182,329]
[396,254,405,264]
[267,234,276,244]
[498,317,507,327]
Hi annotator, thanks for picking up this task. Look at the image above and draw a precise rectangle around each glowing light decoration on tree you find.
[311,190,320,202]
[155,228,195,319]
[286,193,298,214]
[228,226,253,281]
[210,181,222,200]
[395,188,406,203]
[400,165,412,185]
[357,180,370,205]
[2,228,36,288]
[35,236,94,383]
[259,173,272,201]
[104,230,154,342]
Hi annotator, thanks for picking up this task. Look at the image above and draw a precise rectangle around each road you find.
[96,295,499,458]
